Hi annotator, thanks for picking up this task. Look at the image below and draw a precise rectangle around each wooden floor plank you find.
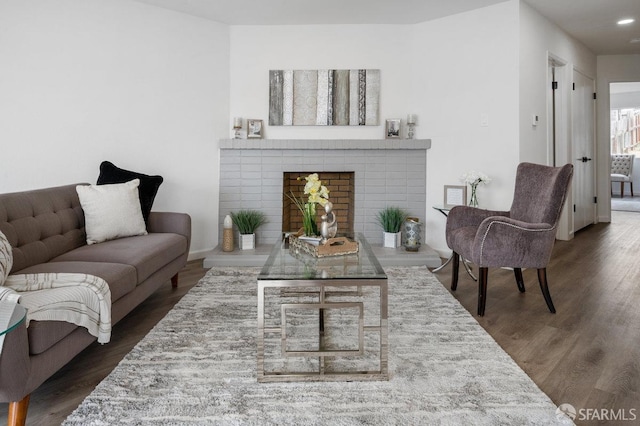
[2,211,640,425]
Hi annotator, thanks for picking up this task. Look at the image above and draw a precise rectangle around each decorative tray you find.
[289,234,359,258]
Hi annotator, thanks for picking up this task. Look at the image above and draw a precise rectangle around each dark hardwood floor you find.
[2,211,640,425]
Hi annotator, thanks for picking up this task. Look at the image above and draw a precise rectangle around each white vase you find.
[383,231,401,248]
[240,233,255,250]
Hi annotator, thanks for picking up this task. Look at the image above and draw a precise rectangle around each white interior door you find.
[572,69,596,232]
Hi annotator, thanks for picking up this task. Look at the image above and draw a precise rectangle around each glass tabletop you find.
[0,301,27,337]
[258,232,387,281]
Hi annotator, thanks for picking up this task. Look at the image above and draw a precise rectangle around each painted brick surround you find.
[218,139,431,247]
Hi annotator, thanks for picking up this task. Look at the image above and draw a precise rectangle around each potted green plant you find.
[376,206,408,248]
[230,210,267,250]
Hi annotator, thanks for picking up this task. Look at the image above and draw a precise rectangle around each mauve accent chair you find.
[445,162,573,316]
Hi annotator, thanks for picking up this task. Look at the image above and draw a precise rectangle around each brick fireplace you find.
[217,139,431,247]
[283,171,355,235]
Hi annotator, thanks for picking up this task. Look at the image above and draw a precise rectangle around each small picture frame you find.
[444,185,467,208]
[247,119,263,139]
[385,119,401,139]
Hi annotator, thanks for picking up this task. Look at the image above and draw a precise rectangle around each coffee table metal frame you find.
[257,233,388,383]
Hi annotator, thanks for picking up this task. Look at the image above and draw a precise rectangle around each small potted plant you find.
[230,210,267,250]
[376,206,408,248]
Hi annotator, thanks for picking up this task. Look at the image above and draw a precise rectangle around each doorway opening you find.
[610,82,640,213]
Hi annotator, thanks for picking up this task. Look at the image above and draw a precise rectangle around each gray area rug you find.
[64,267,572,425]
[611,196,640,212]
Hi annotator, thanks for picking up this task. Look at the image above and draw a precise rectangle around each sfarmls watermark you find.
[556,403,637,422]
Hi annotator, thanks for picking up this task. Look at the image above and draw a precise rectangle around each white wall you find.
[519,1,596,239]
[0,0,230,257]
[611,90,640,109]
[596,54,640,221]
[229,2,521,256]
[410,1,520,255]
[229,24,414,140]
[519,1,596,166]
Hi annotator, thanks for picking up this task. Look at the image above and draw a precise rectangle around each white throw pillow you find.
[0,230,13,286]
[76,179,148,245]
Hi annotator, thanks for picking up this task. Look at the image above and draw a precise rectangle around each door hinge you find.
[552,81,558,90]
[573,204,576,212]
[594,196,598,204]
[572,82,576,90]
[593,92,597,100]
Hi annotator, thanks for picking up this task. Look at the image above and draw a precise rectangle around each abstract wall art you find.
[269,69,380,126]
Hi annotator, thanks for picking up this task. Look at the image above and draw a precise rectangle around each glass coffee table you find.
[0,301,27,355]
[257,233,388,382]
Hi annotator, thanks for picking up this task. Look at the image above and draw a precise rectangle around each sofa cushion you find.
[50,233,187,284]
[97,161,163,224]
[14,261,137,355]
[76,180,147,245]
[0,184,86,273]
[15,261,137,303]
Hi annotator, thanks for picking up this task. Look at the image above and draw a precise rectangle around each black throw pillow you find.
[96,161,163,223]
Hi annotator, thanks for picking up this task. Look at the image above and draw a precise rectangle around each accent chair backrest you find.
[509,162,574,226]
[611,154,634,177]
[0,184,87,273]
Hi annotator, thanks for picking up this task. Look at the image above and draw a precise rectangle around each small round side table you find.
[0,301,27,351]
[431,206,477,281]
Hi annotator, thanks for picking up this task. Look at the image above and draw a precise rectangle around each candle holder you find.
[233,117,243,139]
[406,114,417,139]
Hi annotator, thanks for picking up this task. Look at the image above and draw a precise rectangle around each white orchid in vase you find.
[287,173,330,236]
[460,171,491,208]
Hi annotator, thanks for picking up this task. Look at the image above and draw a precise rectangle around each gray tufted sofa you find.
[0,184,191,426]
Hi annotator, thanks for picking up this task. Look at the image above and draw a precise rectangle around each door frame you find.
[572,67,597,231]
[548,53,573,240]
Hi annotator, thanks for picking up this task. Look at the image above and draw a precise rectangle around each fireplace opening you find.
[282,172,355,236]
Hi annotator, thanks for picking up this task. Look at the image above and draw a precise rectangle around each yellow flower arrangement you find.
[288,173,330,236]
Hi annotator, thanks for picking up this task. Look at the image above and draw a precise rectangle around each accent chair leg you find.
[8,394,30,426]
[621,182,625,198]
[537,268,556,313]
[514,268,525,293]
[171,273,179,288]
[631,182,634,197]
[477,267,489,316]
[451,252,460,291]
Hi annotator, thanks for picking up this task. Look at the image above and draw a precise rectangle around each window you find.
[611,108,640,155]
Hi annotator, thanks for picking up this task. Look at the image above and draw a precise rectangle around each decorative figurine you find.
[320,201,337,244]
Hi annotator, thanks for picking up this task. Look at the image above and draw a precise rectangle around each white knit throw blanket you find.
[1,273,112,344]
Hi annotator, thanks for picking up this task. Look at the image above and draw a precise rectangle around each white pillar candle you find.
[233,117,242,128]
[407,114,417,125]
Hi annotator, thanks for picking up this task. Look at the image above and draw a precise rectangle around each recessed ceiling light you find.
[617,18,635,25]
[631,38,640,44]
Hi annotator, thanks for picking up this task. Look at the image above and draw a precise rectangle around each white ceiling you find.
[610,82,640,94]
[524,0,640,55]
[133,0,509,25]
[133,0,640,55]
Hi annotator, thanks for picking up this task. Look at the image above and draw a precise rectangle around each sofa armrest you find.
[0,323,30,402]
[446,206,509,232]
[147,212,192,253]
[473,216,557,268]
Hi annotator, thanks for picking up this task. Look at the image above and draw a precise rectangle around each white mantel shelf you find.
[220,139,431,150]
